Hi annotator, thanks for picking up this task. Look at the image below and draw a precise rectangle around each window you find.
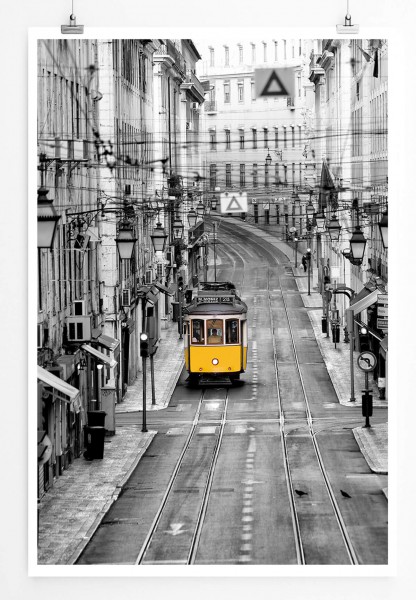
[207,319,223,344]
[265,165,269,187]
[251,81,256,101]
[224,81,230,103]
[292,163,295,186]
[292,41,295,58]
[291,125,295,148]
[240,164,245,187]
[191,319,205,344]
[226,164,231,187]
[209,47,214,67]
[283,39,287,59]
[275,128,279,148]
[299,39,302,56]
[284,164,288,186]
[224,45,229,66]
[239,131,245,149]
[210,163,217,189]
[225,129,231,150]
[252,128,257,149]
[283,126,287,149]
[263,128,268,148]
[251,43,256,64]
[263,42,267,62]
[226,319,239,344]
[210,131,216,150]
[253,164,258,187]
[274,41,278,61]
[238,81,244,102]
[238,44,243,64]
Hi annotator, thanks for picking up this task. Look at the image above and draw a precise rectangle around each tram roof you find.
[184,302,247,315]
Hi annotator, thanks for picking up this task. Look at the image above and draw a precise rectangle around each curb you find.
[66,432,156,565]
[352,427,388,475]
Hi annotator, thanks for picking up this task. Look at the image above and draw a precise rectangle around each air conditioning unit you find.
[72,300,85,316]
[121,288,131,307]
[67,316,92,342]
[145,269,153,285]
[156,263,164,279]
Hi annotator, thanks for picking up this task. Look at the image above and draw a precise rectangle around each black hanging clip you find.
[61,13,84,35]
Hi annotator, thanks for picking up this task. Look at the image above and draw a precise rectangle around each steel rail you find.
[277,267,359,565]
[266,267,305,565]
[187,392,229,564]
[135,390,206,565]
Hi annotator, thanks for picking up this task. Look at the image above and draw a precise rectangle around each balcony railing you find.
[185,70,205,99]
[155,41,186,77]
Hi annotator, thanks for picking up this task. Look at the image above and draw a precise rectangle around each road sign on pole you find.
[220,192,248,213]
[255,68,295,98]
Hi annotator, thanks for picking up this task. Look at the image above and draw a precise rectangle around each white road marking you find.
[165,523,186,536]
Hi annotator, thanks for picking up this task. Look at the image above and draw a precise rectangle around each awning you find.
[152,282,174,296]
[81,344,117,368]
[349,288,379,315]
[95,334,120,353]
[37,365,80,403]
[380,335,388,358]
[137,285,159,305]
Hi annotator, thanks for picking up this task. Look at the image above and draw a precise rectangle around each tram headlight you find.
[212,358,219,365]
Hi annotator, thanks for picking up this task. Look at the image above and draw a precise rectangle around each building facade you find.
[36,38,204,498]
[196,37,315,231]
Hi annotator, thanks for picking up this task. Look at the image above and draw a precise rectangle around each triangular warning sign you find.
[226,197,243,211]
[261,71,289,97]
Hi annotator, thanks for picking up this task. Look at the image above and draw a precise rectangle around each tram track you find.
[135,389,229,565]
[269,266,359,565]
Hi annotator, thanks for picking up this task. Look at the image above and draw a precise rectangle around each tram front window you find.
[226,319,239,344]
[191,319,205,344]
[207,319,223,344]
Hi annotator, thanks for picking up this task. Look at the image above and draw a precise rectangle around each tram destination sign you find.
[196,296,234,304]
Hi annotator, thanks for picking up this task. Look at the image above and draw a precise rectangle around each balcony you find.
[154,41,186,80]
[180,70,205,103]
[204,101,217,114]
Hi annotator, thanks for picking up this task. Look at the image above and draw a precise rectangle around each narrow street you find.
[76,219,387,565]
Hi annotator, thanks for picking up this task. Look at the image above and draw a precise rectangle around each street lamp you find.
[37,186,60,249]
[265,148,272,167]
[327,214,341,242]
[378,209,388,249]
[115,223,137,259]
[96,364,103,410]
[187,209,197,228]
[211,196,218,211]
[150,222,168,252]
[349,225,367,264]
[315,210,326,232]
[173,217,184,240]
[196,200,205,220]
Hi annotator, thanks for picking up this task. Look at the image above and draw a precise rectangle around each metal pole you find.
[308,256,311,296]
[347,309,356,402]
[213,224,217,281]
[142,357,148,432]
[295,239,298,268]
[179,290,183,340]
[364,371,371,428]
[150,354,156,406]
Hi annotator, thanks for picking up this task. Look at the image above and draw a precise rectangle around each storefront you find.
[37,366,81,498]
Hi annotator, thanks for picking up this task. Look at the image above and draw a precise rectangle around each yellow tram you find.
[183,282,248,386]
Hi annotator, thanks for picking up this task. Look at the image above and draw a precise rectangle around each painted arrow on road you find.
[165,523,186,536]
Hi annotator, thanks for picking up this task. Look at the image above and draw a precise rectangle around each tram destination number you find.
[196,296,234,304]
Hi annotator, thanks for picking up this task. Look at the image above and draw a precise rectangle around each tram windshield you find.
[191,319,205,344]
[225,319,239,344]
[207,319,223,344]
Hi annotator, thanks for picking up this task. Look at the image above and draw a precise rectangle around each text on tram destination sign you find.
[196,296,234,304]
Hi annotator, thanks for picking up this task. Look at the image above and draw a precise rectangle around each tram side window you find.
[207,319,223,344]
[225,319,239,344]
[191,319,205,344]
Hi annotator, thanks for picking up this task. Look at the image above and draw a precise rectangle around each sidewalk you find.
[219,217,388,477]
[37,318,184,565]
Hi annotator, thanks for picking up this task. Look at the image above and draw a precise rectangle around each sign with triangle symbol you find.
[220,192,248,213]
[254,68,295,99]
[261,71,289,96]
